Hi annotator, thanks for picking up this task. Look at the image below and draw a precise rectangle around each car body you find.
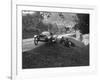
[34,31,57,45]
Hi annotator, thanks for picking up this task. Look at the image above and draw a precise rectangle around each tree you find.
[75,14,89,34]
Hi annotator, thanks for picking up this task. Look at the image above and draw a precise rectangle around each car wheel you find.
[34,36,38,45]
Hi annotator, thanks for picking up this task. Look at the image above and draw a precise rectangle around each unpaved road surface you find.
[22,38,45,52]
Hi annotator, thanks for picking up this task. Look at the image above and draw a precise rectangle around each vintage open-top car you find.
[34,31,57,45]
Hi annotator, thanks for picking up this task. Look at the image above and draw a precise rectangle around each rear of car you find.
[38,31,51,42]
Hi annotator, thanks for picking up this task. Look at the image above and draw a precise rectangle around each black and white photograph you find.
[22,10,89,69]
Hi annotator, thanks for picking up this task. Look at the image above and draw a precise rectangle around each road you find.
[22,38,44,52]
[23,39,85,52]
[22,34,73,52]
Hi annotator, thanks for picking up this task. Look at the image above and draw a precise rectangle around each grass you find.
[22,42,89,69]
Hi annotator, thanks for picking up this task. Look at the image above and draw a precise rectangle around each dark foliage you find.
[22,12,48,38]
[22,11,58,39]
[75,14,89,34]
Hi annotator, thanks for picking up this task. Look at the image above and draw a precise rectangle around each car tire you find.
[34,36,38,45]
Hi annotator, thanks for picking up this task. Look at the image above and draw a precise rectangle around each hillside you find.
[22,42,89,69]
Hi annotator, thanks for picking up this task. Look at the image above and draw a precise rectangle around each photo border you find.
[11,2,97,80]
